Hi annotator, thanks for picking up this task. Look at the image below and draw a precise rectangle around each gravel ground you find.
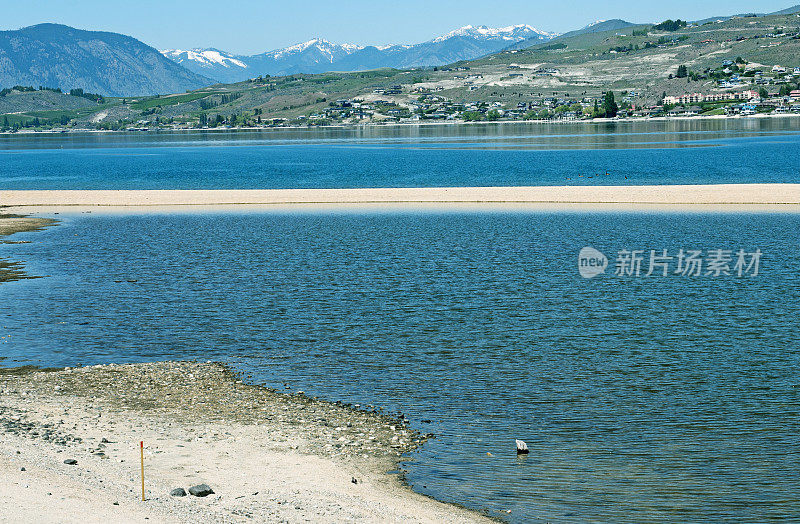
[0,361,493,523]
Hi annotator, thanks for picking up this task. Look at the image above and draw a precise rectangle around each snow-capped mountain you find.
[432,24,556,43]
[160,48,249,83]
[265,38,362,61]
[161,24,557,82]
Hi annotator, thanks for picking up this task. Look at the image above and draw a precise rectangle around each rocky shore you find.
[0,361,491,523]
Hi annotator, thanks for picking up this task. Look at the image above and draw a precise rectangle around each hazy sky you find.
[3,0,797,54]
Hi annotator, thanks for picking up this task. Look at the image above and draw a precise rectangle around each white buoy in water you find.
[515,439,529,455]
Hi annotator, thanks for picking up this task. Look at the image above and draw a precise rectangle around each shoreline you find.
[0,361,493,523]
[0,212,57,283]
[3,185,800,213]
[2,112,799,136]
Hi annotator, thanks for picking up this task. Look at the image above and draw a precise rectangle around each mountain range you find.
[0,24,212,97]
[4,4,800,98]
[161,25,557,83]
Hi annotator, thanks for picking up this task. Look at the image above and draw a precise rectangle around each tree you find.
[461,111,483,121]
[759,87,769,99]
[676,65,688,78]
[2,116,8,129]
[602,91,618,118]
[654,19,687,32]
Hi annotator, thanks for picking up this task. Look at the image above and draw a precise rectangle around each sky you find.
[3,0,798,54]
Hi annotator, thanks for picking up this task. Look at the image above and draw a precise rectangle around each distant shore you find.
[1,112,799,136]
[3,185,800,213]
[0,361,490,522]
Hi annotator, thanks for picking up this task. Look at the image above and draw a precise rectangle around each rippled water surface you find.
[2,210,800,522]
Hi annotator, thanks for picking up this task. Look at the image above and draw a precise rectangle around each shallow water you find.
[2,210,799,522]
[1,119,800,189]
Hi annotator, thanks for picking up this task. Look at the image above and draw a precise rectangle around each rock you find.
[170,488,187,497]
[188,484,214,497]
[20,467,26,471]
[63,459,78,465]
[351,477,358,484]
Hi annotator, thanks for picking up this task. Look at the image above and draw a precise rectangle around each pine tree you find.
[603,92,618,118]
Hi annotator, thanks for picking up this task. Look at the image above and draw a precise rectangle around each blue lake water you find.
[0,119,799,188]
[2,121,800,522]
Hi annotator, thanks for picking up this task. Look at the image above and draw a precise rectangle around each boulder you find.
[188,484,214,497]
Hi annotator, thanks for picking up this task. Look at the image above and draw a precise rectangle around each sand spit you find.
[2,184,800,212]
[0,213,56,238]
[0,361,491,523]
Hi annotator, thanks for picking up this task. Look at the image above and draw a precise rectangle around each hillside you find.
[0,24,214,97]
[160,25,556,82]
[504,20,637,52]
[3,10,800,131]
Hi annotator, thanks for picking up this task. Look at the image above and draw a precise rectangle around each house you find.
[772,65,787,73]
[664,93,706,105]
[685,106,702,115]
[790,90,800,99]
[741,104,757,115]
[735,90,759,100]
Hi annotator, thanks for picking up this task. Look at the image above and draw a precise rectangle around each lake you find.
[2,120,800,522]
[1,119,800,189]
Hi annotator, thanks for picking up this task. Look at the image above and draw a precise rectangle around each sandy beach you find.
[2,184,800,213]
[0,362,493,523]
